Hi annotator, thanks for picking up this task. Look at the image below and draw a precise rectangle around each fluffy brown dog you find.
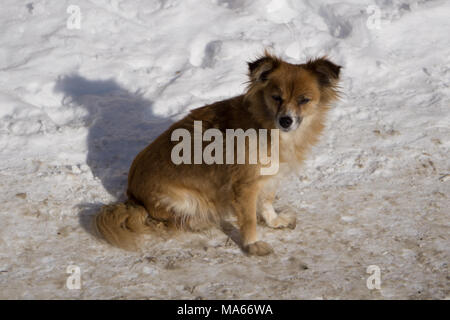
[95,52,341,255]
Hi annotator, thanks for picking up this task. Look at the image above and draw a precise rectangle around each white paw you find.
[267,212,296,229]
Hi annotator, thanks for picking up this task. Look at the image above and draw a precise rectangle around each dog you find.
[95,51,341,255]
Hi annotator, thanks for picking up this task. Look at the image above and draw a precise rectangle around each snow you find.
[0,0,449,299]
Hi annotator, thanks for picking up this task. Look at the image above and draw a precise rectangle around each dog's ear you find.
[248,54,280,82]
[305,57,341,87]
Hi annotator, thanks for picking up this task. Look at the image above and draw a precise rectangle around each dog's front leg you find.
[258,179,296,229]
[232,183,273,256]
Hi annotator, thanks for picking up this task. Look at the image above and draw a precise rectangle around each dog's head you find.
[246,52,341,132]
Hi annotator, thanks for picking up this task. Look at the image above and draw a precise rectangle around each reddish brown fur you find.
[95,51,341,255]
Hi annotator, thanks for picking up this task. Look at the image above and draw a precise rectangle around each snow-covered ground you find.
[0,0,448,299]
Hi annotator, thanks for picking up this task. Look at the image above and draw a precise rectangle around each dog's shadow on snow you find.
[54,75,173,237]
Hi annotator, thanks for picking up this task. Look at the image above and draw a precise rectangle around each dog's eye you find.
[272,95,283,103]
[298,97,310,105]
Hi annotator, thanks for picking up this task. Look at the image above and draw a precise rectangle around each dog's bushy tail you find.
[94,200,152,250]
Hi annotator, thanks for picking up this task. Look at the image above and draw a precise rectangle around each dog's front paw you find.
[244,241,274,256]
[267,213,296,229]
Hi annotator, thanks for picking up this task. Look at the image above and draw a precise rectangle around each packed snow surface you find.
[0,0,449,299]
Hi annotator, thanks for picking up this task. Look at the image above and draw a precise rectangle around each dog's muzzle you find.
[276,114,301,132]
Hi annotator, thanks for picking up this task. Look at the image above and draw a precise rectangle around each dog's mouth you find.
[276,114,302,132]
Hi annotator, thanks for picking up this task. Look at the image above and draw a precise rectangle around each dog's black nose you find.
[279,116,293,129]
